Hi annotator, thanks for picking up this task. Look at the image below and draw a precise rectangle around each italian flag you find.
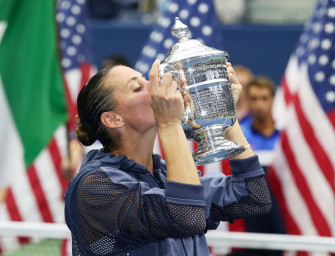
[0,0,69,251]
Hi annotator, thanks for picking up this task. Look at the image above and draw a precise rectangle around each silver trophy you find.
[160,17,246,166]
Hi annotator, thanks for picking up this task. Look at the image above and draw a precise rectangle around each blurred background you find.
[87,0,317,85]
[1,0,334,256]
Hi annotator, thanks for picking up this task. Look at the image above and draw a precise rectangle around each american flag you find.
[0,1,94,255]
[135,0,223,77]
[57,0,96,131]
[269,0,335,254]
[57,0,96,254]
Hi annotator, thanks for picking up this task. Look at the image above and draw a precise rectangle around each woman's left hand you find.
[227,62,242,104]
[149,60,185,128]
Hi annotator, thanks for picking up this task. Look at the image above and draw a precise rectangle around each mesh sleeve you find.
[209,175,272,223]
[73,171,206,255]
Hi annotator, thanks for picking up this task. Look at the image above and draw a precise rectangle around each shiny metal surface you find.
[160,17,245,166]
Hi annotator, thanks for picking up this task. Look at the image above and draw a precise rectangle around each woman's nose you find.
[144,80,151,90]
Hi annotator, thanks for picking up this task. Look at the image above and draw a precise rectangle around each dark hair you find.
[246,76,276,97]
[76,65,120,152]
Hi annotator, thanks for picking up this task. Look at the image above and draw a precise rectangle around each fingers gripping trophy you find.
[159,17,246,166]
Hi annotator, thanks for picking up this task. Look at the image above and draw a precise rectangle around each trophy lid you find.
[161,17,228,65]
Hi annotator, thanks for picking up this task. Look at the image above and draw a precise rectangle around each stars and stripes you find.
[0,1,95,255]
[57,1,96,254]
[57,0,96,131]
[135,0,223,77]
[269,0,335,255]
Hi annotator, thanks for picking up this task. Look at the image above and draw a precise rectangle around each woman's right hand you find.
[149,59,185,128]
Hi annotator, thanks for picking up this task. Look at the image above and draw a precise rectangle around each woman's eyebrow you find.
[126,76,138,86]
[126,74,145,86]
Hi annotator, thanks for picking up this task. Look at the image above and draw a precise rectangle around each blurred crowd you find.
[87,0,317,24]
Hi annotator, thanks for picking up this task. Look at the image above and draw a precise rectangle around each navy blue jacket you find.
[65,150,271,255]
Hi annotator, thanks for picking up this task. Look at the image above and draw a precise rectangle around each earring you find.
[119,123,124,127]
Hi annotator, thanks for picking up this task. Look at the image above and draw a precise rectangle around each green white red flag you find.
[0,0,94,254]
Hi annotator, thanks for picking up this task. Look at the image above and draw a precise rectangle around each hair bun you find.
[75,118,96,146]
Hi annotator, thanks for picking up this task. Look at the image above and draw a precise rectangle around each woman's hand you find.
[150,61,200,185]
[227,62,242,104]
[149,59,184,128]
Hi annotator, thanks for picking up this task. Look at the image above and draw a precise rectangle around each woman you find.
[64,59,271,255]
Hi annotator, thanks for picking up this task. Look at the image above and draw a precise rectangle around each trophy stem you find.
[192,125,245,166]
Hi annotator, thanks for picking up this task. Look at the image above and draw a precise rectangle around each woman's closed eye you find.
[134,86,142,92]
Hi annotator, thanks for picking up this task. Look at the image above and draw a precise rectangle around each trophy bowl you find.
[159,17,246,166]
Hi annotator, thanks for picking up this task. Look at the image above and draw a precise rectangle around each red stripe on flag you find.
[197,165,205,177]
[267,166,301,235]
[26,165,53,223]
[295,95,335,191]
[281,132,331,236]
[221,159,231,175]
[49,138,69,196]
[5,189,30,244]
[327,108,335,130]
[63,77,76,131]
[61,239,69,256]
[228,219,246,232]
[5,189,23,222]
[282,77,294,105]
[64,63,92,131]
[80,62,92,88]
[191,141,205,176]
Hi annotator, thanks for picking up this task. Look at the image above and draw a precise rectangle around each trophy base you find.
[192,125,246,166]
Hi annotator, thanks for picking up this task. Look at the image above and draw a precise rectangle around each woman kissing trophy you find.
[160,17,246,166]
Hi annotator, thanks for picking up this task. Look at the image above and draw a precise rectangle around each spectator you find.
[242,76,280,160]
[241,76,285,256]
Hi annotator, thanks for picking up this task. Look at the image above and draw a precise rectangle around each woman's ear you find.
[100,112,124,129]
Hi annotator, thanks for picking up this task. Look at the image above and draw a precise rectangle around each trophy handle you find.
[183,102,194,124]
